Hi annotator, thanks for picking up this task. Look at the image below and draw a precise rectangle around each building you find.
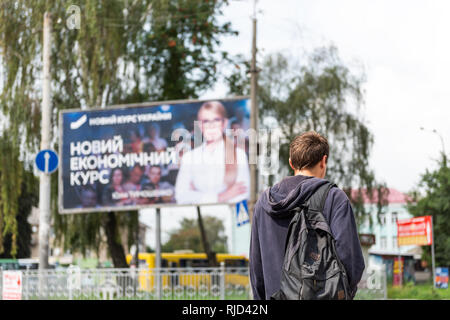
[356,188,424,283]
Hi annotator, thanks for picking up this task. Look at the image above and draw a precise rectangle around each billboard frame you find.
[58,96,251,215]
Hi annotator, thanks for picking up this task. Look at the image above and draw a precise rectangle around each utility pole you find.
[39,12,52,271]
[248,0,259,222]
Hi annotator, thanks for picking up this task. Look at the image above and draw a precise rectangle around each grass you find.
[22,283,450,300]
[387,281,450,300]
[24,294,249,300]
[354,289,385,300]
[23,290,249,300]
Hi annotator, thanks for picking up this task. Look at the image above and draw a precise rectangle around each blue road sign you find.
[35,149,59,174]
[236,200,250,227]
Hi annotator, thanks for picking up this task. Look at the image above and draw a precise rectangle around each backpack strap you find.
[303,182,336,236]
[282,181,335,254]
[306,181,336,212]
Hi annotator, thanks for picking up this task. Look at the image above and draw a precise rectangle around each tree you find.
[226,46,387,226]
[142,0,237,100]
[0,135,37,258]
[407,153,450,267]
[162,216,228,254]
[0,0,237,266]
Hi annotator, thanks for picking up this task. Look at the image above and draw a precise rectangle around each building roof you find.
[350,188,412,204]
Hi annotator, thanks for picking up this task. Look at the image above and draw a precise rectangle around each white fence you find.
[0,265,386,300]
[0,265,250,300]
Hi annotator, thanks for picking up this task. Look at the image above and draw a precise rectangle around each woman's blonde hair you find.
[198,101,238,189]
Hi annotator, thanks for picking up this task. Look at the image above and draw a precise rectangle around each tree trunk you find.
[104,212,128,268]
[196,206,217,267]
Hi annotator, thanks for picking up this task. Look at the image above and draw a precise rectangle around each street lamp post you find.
[419,127,445,289]
[420,127,446,156]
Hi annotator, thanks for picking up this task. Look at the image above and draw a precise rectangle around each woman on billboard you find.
[175,101,250,204]
[101,168,130,206]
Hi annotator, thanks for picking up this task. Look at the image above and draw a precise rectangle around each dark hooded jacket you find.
[250,175,365,300]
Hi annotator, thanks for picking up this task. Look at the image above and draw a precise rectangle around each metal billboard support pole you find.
[135,211,140,268]
[155,207,161,299]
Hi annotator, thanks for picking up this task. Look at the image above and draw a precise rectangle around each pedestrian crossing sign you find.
[236,200,250,227]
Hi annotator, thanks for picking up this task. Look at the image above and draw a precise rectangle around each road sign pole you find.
[38,12,52,299]
[39,12,52,272]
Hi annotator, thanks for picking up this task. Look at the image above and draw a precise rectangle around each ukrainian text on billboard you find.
[59,98,251,213]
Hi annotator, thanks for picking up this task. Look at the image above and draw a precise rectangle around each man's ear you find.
[321,155,327,168]
[289,158,295,171]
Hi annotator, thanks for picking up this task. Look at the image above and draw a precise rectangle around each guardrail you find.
[0,264,386,300]
[0,264,250,300]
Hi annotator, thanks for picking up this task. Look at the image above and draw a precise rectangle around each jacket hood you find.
[260,175,329,218]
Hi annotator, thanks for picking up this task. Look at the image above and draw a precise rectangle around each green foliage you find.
[0,0,237,265]
[0,134,24,256]
[226,46,387,226]
[388,282,449,300]
[162,216,228,253]
[407,153,450,267]
[144,0,238,100]
[0,148,37,258]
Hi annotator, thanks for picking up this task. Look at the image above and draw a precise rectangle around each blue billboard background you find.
[59,98,251,213]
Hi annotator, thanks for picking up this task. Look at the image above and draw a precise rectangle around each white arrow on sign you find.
[44,151,50,173]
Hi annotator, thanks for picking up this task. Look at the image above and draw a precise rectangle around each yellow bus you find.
[126,252,249,291]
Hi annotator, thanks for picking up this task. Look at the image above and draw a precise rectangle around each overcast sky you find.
[143,0,450,248]
[205,0,450,194]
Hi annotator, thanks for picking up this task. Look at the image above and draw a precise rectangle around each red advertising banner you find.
[397,215,433,246]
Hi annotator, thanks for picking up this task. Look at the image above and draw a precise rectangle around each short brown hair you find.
[289,131,329,170]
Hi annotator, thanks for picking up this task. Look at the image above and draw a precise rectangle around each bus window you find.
[138,259,148,268]
[179,259,209,268]
[224,259,248,267]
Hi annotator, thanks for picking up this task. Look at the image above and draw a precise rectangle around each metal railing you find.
[0,265,387,300]
[0,264,250,300]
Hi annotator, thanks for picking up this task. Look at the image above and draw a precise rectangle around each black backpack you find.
[271,182,352,300]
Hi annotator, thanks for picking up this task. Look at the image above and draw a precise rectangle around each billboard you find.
[397,215,433,246]
[435,267,449,289]
[59,97,251,214]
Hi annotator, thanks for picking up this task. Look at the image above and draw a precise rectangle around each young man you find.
[249,131,365,300]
